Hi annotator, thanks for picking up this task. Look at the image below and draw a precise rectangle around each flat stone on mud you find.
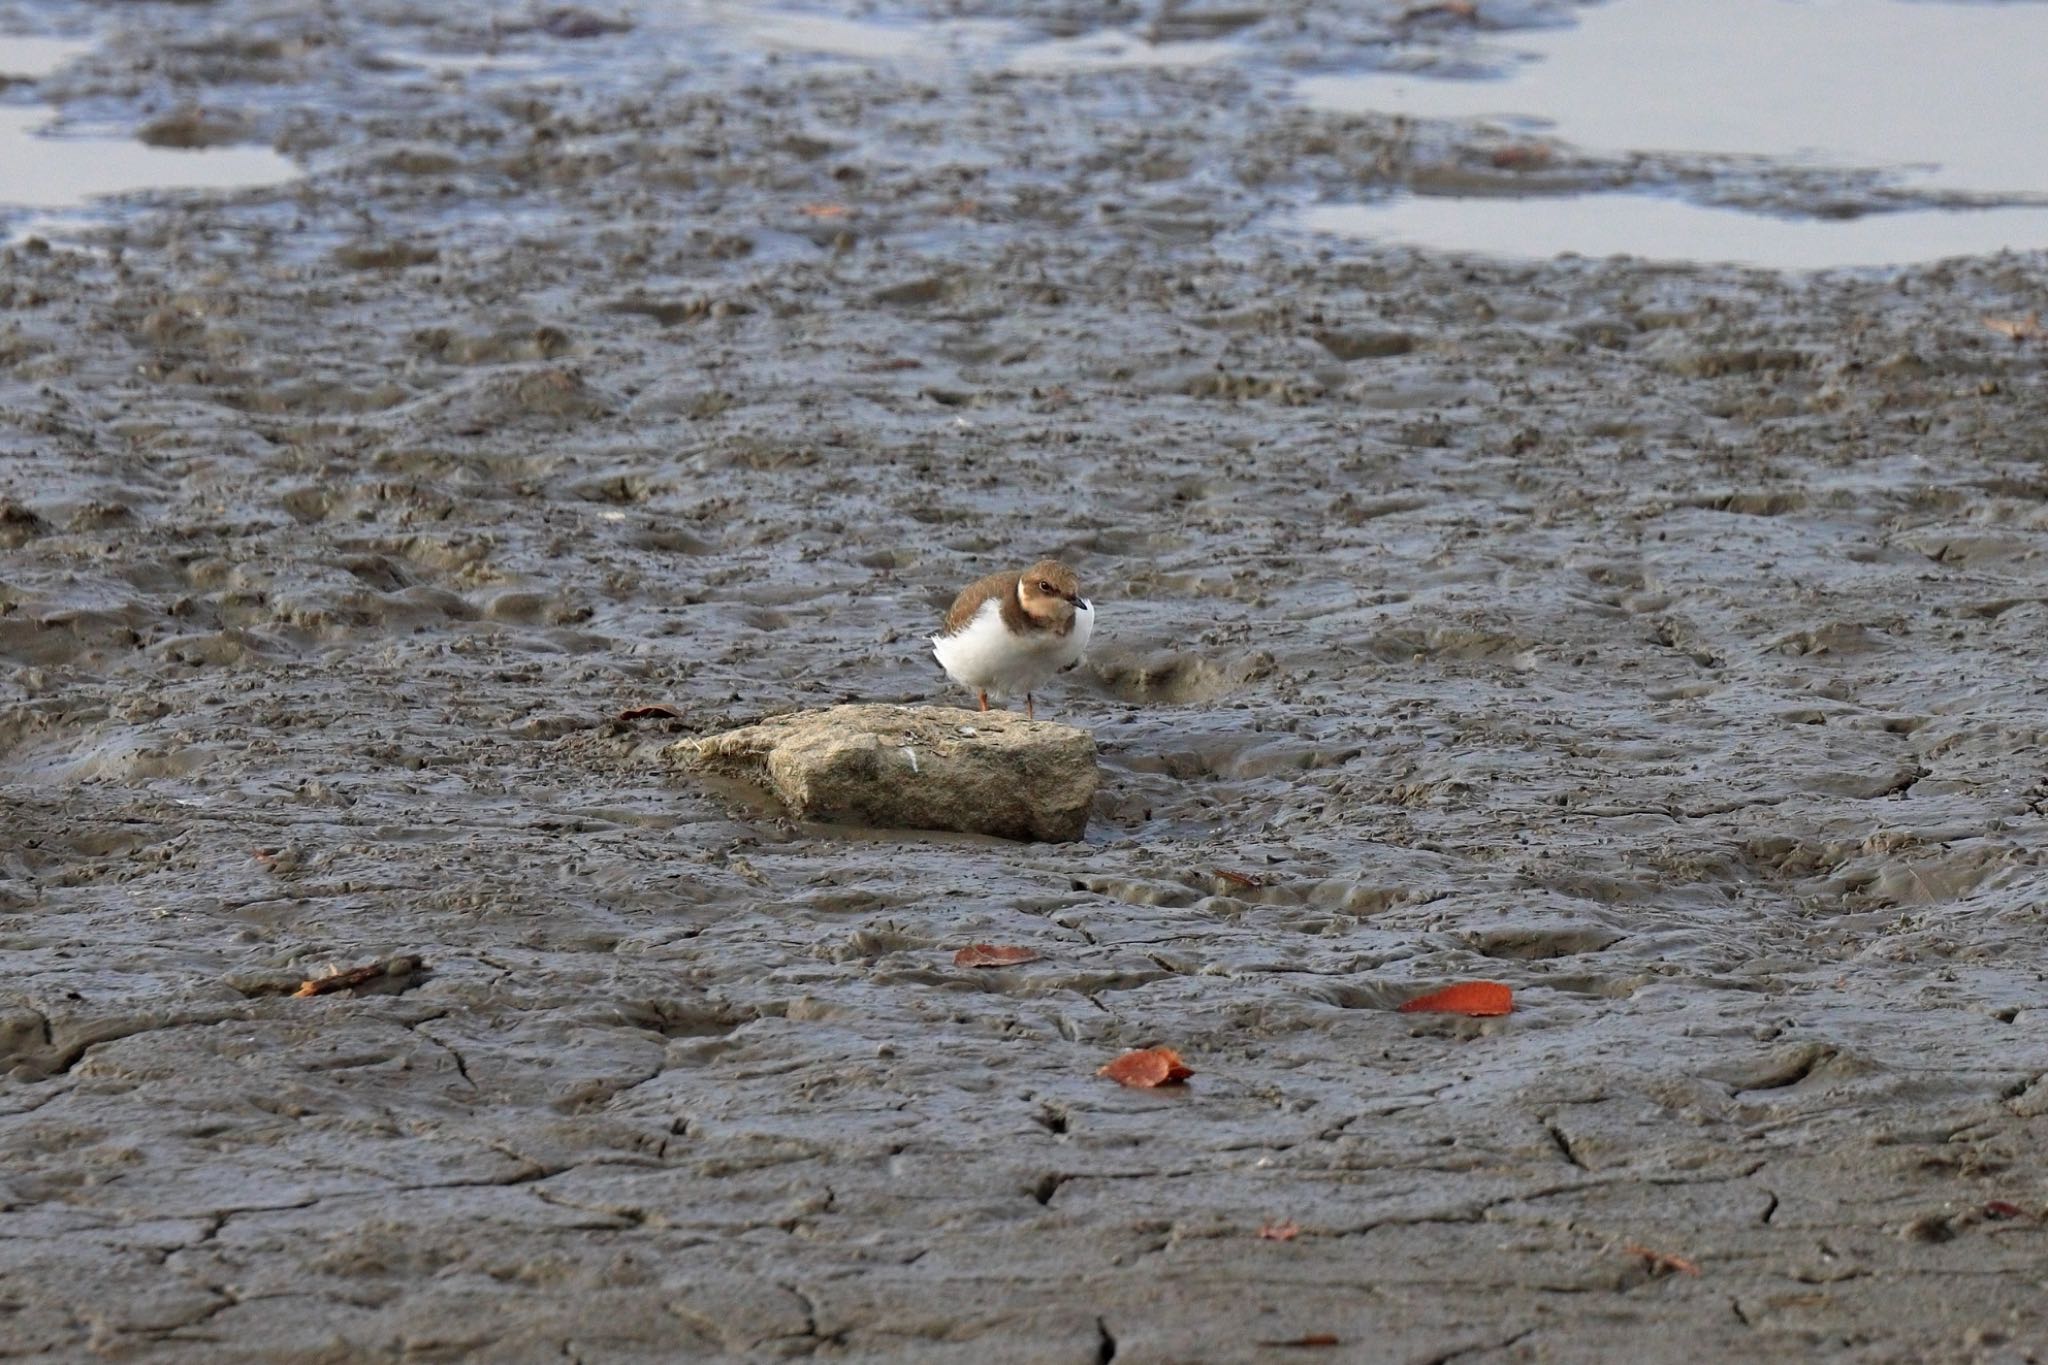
[672,703,1098,841]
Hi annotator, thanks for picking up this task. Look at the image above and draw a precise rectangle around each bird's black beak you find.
[1068,593,1088,607]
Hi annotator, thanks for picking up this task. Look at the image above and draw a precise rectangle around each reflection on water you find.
[1300,0,2048,198]
[1296,194,2048,272]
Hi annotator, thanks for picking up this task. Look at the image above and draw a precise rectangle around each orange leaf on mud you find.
[1397,981,1513,1016]
[1098,1046,1193,1088]
[953,944,1040,968]
[1258,1220,1301,1241]
[798,202,850,219]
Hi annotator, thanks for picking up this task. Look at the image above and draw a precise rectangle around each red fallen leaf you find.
[1983,1200,2030,1220]
[798,202,850,219]
[1623,1242,1700,1276]
[1214,867,1265,889]
[1256,1335,1340,1349]
[1257,1219,1301,1241]
[616,704,681,721]
[1098,1046,1193,1088]
[1398,981,1513,1016]
[953,944,1040,968]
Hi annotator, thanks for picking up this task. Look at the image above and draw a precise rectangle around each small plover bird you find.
[931,559,1094,719]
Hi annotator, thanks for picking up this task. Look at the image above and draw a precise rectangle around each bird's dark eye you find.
[1038,581,1053,593]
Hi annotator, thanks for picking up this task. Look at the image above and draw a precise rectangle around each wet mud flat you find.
[3,0,2048,1360]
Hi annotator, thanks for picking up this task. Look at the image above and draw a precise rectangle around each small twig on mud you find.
[1622,1242,1701,1276]
[294,954,428,998]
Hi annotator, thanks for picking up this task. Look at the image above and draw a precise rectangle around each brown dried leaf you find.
[953,944,1040,968]
[1214,867,1265,889]
[1098,1046,1193,1088]
[1256,1335,1341,1350]
[798,202,851,219]
[616,704,681,721]
[1400,0,1477,21]
[1489,143,1554,170]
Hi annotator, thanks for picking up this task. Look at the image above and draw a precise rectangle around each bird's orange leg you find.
[978,690,990,712]
[1026,694,1036,721]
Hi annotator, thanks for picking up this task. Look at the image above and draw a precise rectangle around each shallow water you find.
[0,34,89,78]
[1302,0,2048,195]
[0,33,299,219]
[0,107,300,210]
[1297,0,2048,265]
[1297,191,2048,270]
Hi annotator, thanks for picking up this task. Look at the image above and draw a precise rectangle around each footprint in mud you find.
[1768,621,1887,657]
[0,499,51,547]
[1085,648,1274,704]
[1459,922,1626,960]
[1363,617,1531,664]
[1073,872,1410,918]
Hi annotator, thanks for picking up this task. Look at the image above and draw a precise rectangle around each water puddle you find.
[1295,0,2048,267]
[0,108,301,211]
[1296,195,2048,272]
[1,35,300,223]
[0,35,92,79]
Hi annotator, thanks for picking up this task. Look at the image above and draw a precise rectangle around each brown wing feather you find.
[940,570,1021,636]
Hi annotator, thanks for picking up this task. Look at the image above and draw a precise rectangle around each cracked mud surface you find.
[3,0,2048,1360]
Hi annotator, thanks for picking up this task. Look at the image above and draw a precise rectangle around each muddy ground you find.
[3,0,2048,1360]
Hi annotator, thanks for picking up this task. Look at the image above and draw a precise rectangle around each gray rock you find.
[671,704,1098,842]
